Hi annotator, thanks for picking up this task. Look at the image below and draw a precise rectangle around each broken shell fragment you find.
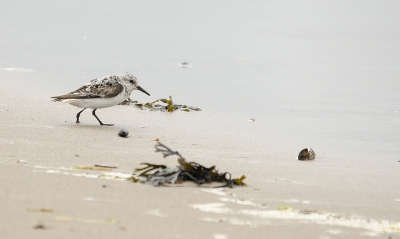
[298,148,316,161]
[118,129,129,138]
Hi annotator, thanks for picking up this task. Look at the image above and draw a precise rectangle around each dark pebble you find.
[33,224,46,230]
[180,62,190,68]
[118,129,129,137]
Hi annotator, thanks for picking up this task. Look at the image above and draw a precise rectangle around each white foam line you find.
[212,234,227,239]
[192,203,233,214]
[200,188,227,196]
[2,67,34,72]
[145,209,167,218]
[190,203,400,234]
[39,166,132,181]
[220,197,258,207]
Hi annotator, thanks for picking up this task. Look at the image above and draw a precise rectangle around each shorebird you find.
[52,72,150,126]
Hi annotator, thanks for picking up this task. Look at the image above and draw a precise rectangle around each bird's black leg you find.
[92,109,114,126]
[76,108,86,123]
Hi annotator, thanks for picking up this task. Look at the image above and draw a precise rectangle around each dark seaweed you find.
[130,142,246,188]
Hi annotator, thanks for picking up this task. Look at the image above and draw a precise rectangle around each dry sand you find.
[1,76,399,239]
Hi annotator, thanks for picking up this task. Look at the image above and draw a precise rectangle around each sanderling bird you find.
[52,72,150,126]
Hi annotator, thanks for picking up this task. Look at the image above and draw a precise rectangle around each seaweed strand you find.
[155,142,186,161]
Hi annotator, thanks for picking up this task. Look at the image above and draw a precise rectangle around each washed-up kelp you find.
[119,95,201,112]
[130,142,246,188]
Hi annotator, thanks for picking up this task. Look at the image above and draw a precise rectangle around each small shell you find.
[298,148,316,161]
[118,129,129,138]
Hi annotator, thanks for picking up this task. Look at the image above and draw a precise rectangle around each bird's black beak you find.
[137,86,150,96]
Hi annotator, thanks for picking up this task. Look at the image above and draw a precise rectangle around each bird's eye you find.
[130,80,134,84]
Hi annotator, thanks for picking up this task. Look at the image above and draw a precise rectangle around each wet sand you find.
[1,73,399,239]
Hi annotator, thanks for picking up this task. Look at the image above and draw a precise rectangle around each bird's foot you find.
[100,123,114,126]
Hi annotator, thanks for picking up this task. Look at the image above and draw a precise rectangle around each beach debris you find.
[94,164,118,169]
[54,216,116,224]
[118,129,129,137]
[298,148,316,161]
[278,206,294,211]
[248,118,255,122]
[299,209,319,214]
[180,62,191,68]
[27,208,53,213]
[130,142,246,188]
[33,223,47,230]
[16,160,26,164]
[120,95,201,112]
[73,165,114,171]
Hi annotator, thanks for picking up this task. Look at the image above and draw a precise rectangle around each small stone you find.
[180,62,191,68]
[298,148,316,161]
[33,223,46,230]
[118,129,129,137]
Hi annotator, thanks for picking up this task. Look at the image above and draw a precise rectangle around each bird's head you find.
[120,72,150,96]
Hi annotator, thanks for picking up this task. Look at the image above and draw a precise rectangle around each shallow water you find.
[1,0,399,162]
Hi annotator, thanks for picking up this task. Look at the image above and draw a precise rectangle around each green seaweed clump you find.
[130,142,246,188]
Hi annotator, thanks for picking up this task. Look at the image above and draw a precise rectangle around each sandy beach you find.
[2,1,400,238]
[1,71,399,239]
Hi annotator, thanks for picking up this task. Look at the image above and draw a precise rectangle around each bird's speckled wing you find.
[52,76,124,100]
